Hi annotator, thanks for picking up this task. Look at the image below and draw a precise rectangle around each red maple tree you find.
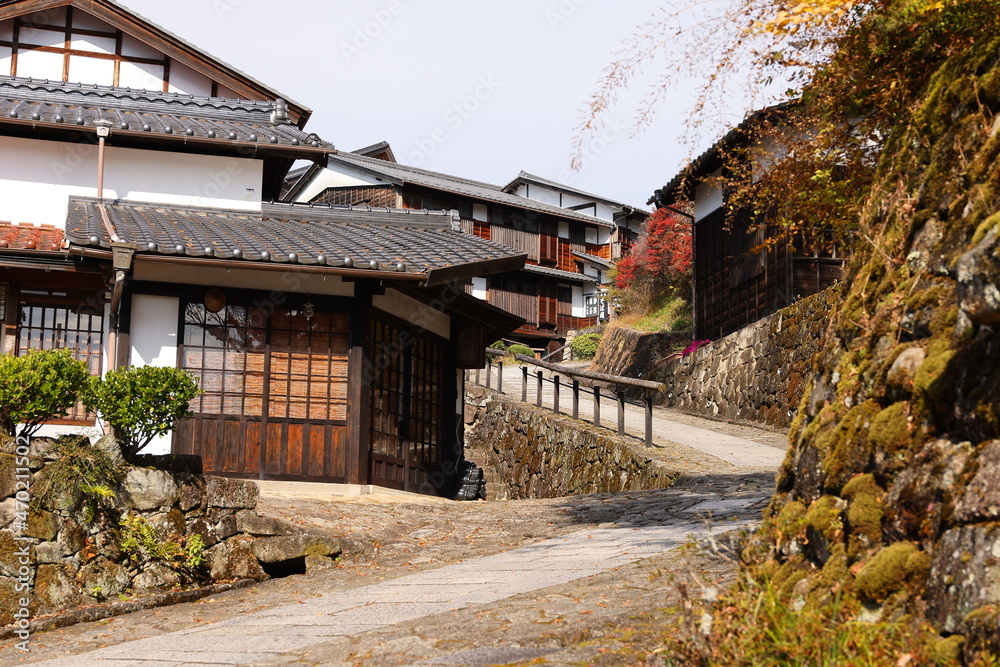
[614,207,692,294]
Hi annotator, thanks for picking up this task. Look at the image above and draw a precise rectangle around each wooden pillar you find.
[346,284,374,485]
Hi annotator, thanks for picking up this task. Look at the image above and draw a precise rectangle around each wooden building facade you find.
[651,107,848,341]
[285,154,647,354]
[0,0,525,496]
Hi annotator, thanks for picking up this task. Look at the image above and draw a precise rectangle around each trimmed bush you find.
[0,349,89,439]
[86,366,201,458]
[506,344,535,359]
[570,333,602,360]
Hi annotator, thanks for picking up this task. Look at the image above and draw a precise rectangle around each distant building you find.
[649,105,847,340]
[287,155,648,354]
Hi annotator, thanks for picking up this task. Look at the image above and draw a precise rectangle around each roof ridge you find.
[343,151,504,191]
[328,153,616,227]
[0,75,279,123]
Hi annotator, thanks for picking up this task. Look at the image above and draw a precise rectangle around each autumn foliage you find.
[614,207,692,294]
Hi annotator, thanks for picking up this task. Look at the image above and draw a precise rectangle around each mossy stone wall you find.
[464,386,680,500]
[743,35,1000,662]
[650,289,836,428]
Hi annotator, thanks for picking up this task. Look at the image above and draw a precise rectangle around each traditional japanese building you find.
[0,0,525,495]
[286,152,647,354]
[649,106,848,341]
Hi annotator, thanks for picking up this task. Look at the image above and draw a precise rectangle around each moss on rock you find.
[855,542,931,603]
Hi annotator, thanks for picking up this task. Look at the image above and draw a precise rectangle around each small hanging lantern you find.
[204,288,226,313]
[302,297,315,321]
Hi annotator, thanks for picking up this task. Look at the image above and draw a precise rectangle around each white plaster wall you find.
[597,226,612,245]
[373,290,451,340]
[523,184,560,207]
[294,162,388,203]
[133,264,355,298]
[130,295,180,367]
[471,277,487,301]
[128,294,181,455]
[572,285,585,318]
[0,136,263,226]
[167,60,213,97]
[695,169,724,221]
[558,221,570,239]
[472,203,489,222]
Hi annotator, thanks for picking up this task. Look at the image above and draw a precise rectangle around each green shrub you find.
[671,316,692,331]
[506,344,535,359]
[120,512,205,569]
[86,366,201,458]
[0,349,90,439]
[570,333,602,360]
[487,340,507,352]
[35,435,124,519]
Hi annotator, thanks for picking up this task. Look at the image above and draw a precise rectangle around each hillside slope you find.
[741,35,1000,661]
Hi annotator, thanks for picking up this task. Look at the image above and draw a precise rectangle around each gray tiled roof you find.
[521,263,598,283]
[571,250,613,269]
[503,170,647,212]
[32,0,312,121]
[65,198,526,282]
[0,76,332,153]
[326,152,614,228]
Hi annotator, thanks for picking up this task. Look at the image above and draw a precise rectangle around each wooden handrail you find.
[510,353,665,392]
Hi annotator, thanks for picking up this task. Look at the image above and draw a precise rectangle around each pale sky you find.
[126,0,753,210]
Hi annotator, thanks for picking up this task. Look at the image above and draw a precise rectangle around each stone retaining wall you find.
[0,436,341,627]
[464,386,680,500]
[652,288,839,429]
[590,328,690,380]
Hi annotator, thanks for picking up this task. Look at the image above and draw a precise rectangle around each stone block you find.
[78,556,130,601]
[186,516,220,548]
[0,454,16,500]
[213,511,238,540]
[58,519,87,555]
[252,533,342,564]
[177,474,207,512]
[235,511,292,537]
[25,507,59,541]
[0,529,34,579]
[35,541,63,564]
[121,468,180,511]
[149,508,186,538]
[0,498,16,529]
[205,538,266,581]
[205,477,259,509]
[35,563,81,608]
[953,440,1000,523]
[0,576,26,626]
[926,524,1000,633]
[133,562,181,591]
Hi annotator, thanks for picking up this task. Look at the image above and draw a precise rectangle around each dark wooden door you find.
[368,313,451,494]
[176,302,349,482]
[261,310,349,480]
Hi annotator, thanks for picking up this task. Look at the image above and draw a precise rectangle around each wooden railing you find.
[467,349,665,448]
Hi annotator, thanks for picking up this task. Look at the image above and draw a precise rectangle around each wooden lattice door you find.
[176,302,349,481]
[368,314,451,493]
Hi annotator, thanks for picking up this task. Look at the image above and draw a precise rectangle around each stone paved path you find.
[0,388,784,667]
[472,364,787,469]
